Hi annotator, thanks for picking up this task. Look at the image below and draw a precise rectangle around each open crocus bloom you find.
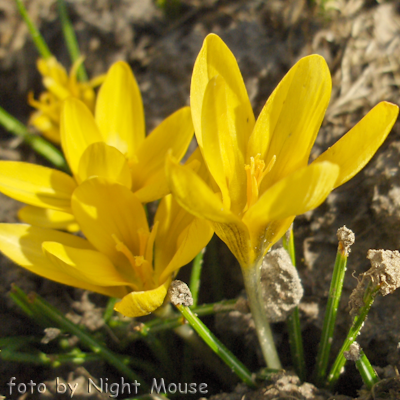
[0,61,194,231]
[0,177,213,317]
[28,57,103,144]
[167,34,399,271]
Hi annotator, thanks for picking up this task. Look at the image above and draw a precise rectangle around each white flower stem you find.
[242,262,282,369]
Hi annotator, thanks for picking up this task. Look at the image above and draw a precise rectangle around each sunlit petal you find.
[244,161,339,236]
[133,171,169,203]
[166,154,238,224]
[77,142,132,188]
[248,55,331,191]
[61,97,103,177]
[201,75,247,212]
[114,279,170,317]
[43,242,130,287]
[0,162,75,212]
[131,107,193,196]
[312,101,399,188]
[18,206,79,232]
[96,61,145,158]
[191,33,255,148]
[0,224,125,297]
[155,195,213,281]
[71,177,148,264]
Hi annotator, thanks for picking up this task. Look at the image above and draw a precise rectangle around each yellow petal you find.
[165,153,238,224]
[312,101,399,188]
[95,61,145,158]
[61,97,103,177]
[201,75,247,212]
[244,161,339,238]
[71,177,149,264]
[248,55,331,190]
[133,172,169,203]
[114,279,170,317]
[191,34,255,148]
[18,205,79,232]
[0,161,76,212]
[0,223,124,297]
[155,195,214,282]
[77,142,132,188]
[131,107,194,198]
[42,242,130,287]
[263,216,296,253]
[212,221,252,269]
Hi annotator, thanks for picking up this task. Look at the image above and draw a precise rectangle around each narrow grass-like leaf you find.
[314,227,353,386]
[189,248,205,307]
[15,0,52,59]
[0,106,68,171]
[57,0,88,81]
[176,303,256,388]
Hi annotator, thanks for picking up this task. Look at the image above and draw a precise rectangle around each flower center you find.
[245,154,276,210]
[112,222,159,290]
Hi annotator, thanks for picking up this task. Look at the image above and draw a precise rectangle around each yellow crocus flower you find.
[167,33,399,272]
[0,178,213,317]
[0,60,194,231]
[166,34,398,368]
[28,57,103,143]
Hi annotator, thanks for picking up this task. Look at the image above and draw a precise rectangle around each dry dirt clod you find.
[337,226,355,256]
[41,327,61,344]
[366,249,400,296]
[168,280,193,307]
[261,247,303,323]
[344,341,361,362]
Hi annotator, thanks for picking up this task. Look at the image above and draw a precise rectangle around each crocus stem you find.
[57,0,88,81]
[355,349,379,390]
[242,264,282,370]
[0,106,68,171]
[314,228,353,386]
[189,248,205,307]
[175,303,256,388]
[326,282,378,390]
[15,0,52,59]
[282,227,306,381]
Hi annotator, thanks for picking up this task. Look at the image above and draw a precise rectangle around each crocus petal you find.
[0,161,76,212]
[61,97,103,177]
[71,177,148,265]
[201,75,247,212]
[77,142,132,188]
[131,107,193,198]
[212,221,252,269]
[133,172,169,203]
[165,154,238,224]
[114,279,170,317]
[42,242,130,287]
[244,161,339,237]
[18,206,79,232]
[0,224,124,297]
[312,101,399,188]
[191,33,255,148]
[248,55,331,191]
[154,195,214,282]
[95,61,145,158]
